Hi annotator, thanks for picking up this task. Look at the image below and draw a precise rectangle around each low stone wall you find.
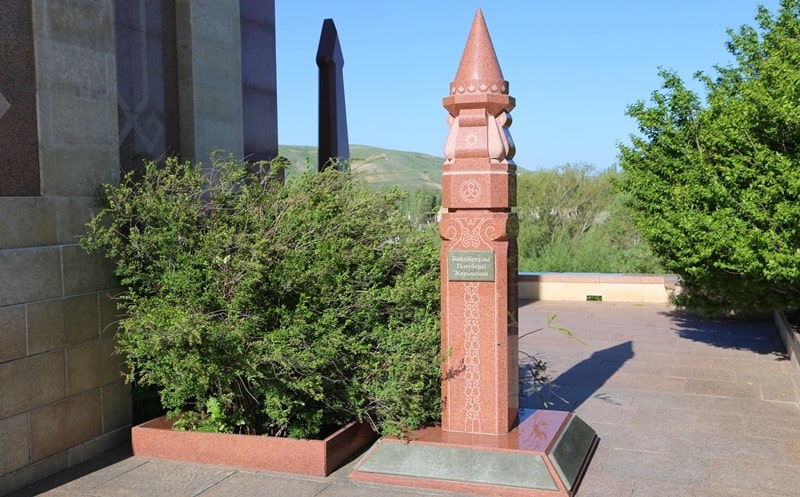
[519,273,680,304]
[773,310,800,375]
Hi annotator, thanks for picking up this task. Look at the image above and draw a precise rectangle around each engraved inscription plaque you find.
[448,250,495,281]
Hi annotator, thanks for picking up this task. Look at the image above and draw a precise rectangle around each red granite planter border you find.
[131,415,377,476]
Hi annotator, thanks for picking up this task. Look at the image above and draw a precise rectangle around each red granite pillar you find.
[440,9,518,435]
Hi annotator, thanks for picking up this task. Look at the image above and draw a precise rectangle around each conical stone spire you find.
[443,9,515,166]
[451,9,507,96]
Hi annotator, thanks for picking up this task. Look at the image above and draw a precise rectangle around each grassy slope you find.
[278,145,443,191]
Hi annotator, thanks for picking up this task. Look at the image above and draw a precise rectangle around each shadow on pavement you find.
[6,444,133,497]
[663,310,788,358]
[521,341,634,411]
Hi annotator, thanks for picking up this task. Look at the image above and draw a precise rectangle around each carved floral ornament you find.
[440,216,509,247]
[459,177,483,203]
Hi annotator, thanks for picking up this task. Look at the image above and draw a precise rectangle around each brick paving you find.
[521,302,800,497]
[8,301,800,497]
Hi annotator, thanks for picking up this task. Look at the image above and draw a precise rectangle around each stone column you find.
[175,0,244,166]
[240,0,278,164]
[115,0,181,175]
[440,9,518,435]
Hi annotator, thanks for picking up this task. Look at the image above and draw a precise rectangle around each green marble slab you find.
[357,442,558,491]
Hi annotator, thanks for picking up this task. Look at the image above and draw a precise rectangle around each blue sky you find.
[276,1,781,171]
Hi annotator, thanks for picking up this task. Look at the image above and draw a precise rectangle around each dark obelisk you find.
[316,18,349,172]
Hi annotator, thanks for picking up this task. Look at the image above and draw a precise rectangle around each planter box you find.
[131,416,378,476]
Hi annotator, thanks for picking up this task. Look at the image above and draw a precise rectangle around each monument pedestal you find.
[351,409,598,497]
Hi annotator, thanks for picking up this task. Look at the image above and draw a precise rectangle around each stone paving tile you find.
[15,492,87,497]
[586,422,785,467]
[45,458,148,495]
[602,372,686,392]
[561,403,656,428]
[710,396,800,419]
[581,416,676,452]
[615,360,739,381]
[760,378,800,402]
[684,378,762,399]
[629,480,752,497]
[630,341,697,355]
[629,390,723,412]
[590,331,678,346]
[647,408,746,435]
[780,438,800,466]
[196,472,328,497]
[5,447,140,497]
[710,356,788,372]
[689,342,781,360]
[711,458,800,496]
[601,449,712,487]
[737,369,800,383]
[677,433,787,463]
[623,350,720,370]
[86,460,234,497]
[574,471,635,497]
[743,413,800,440]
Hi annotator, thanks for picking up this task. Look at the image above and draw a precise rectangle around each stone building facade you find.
[0,1,278,494]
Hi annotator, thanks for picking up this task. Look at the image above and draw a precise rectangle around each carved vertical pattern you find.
[448,216,502,248]
[463,282,481,432]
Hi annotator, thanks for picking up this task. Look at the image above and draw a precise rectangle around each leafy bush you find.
[82,157,441,438]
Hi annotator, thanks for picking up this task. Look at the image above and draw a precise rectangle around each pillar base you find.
[350,409,598,497]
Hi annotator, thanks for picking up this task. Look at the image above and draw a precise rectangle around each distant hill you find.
[278,145,443,191]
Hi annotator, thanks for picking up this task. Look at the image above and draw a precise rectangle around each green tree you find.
[393,186,441,226]
[620,0,800,313]
[516,163,614,260]
[516,164,660,273]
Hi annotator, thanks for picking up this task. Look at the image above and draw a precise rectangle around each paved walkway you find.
[8,301,800,497]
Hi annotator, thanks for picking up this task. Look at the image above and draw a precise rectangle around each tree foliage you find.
[516,164,662,273]
[81,157,441,438]
[393,186,441,227]
[620,0,800,313]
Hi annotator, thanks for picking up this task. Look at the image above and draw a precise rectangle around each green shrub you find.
[82,157,441,438]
